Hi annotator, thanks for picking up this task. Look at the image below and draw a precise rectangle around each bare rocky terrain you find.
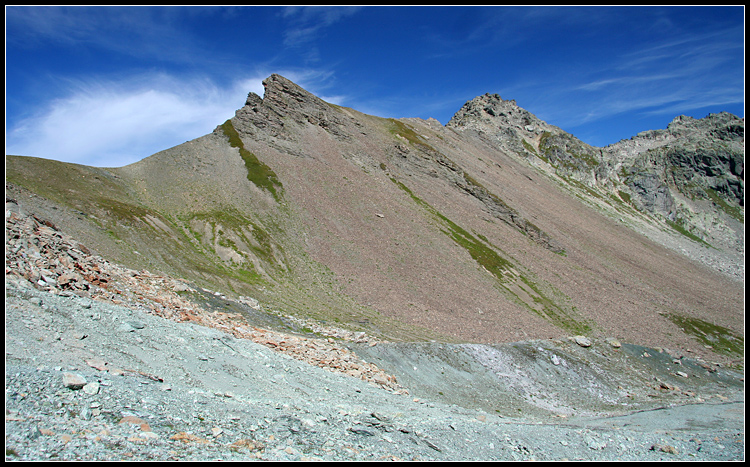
[4,200,745,461]
[6,74,744,461]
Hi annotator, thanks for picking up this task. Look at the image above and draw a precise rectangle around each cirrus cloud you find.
[6,73,262,167]
[6,69,349,168]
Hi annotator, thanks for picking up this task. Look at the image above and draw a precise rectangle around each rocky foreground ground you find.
[5,199,745,461]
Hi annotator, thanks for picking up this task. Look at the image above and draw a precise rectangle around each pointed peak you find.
[231,74,348,141]
[446,92,539,132]
[239,74,330,115]
[261,74,321,104]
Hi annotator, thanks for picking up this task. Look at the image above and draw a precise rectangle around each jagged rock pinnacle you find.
[232,74,349,142]
[446,93,559,139]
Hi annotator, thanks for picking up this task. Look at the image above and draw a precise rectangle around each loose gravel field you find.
[5,276,744,461]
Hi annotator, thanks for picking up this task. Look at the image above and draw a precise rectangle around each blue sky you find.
[5,6,745,168]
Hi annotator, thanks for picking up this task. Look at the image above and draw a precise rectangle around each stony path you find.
[5,200,745,461]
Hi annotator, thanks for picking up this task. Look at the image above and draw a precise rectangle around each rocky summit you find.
[4,74,744,460]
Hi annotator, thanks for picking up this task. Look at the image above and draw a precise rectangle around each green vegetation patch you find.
[517,276,593,335]
[705,188,744,223]
[522,139,538,156]
[391,177,513,282]
[666,219,712,248]
[391,177,591,334]
[386,118,436,152]
[665,313,744,359]
[184,208,285,271]
[561,176,603,200]
[219,119,283,201]
[617,190,632,204]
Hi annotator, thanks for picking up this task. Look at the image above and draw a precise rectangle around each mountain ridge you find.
[445,91,744,255]
[5,74,744,366]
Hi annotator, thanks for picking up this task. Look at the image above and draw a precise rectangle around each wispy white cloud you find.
[519,24,743,132]
[281,6,363,47]
[575,73,680,92]
[6,73,253,167]
[5,68,345,168]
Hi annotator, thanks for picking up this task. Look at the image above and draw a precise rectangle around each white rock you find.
[573,336,592,347]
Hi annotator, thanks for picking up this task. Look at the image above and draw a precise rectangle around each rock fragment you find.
[572,336,591,347]
[650,443,678,454]
[62,372,87,389]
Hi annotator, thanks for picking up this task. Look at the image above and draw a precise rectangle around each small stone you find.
[585,435,606,450]
[170,432,210,444]
[651,443,678,454]
[83,382,100,395]
[230,439,264,451]
[126,320,146,329]
[211,427,223,437]
[71,331,87,340]
[119,415,150,432]
[573,336,591,347]
[676,371,689,378]
[62,373,87,389]
[56,273,79,286]
[86,359,109,371]
[79,407,92,420]
[659,381,676,390]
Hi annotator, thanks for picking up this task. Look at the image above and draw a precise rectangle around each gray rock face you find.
[229,73,351,147]
[623,171,675,215]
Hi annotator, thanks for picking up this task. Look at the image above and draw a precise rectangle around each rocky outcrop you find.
[607,113,744,205]
[228,74,352,148]
[606,113,744,249]
[447,93,604,186]
[447,93,744,251]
